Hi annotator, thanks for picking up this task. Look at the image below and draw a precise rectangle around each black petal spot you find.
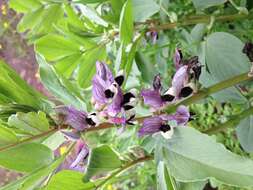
[192,65,202,80]
[115,75,124,86]
[159,124,171,133]
[179,86,193,98]
[153,74,162,90]
[104,89,114,98]
[122,92,135,105]
[127,114,135,122]
[243,42,253,62]
[123,105,134,111]
[161,94,175,102]
[86,117,96,126]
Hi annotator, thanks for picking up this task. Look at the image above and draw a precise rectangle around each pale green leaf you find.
[161,127,253,187]
[133,0,159,22]
[84,145,122,181]
[8,111,50,135]
[0,143,54,172]
[192,0,226,10]
[119,0,134,44]
[47,170,95,190]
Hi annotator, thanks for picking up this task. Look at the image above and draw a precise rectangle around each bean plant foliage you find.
[1,0,253,189]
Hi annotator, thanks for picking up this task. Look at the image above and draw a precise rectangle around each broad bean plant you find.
[1,0,253,189]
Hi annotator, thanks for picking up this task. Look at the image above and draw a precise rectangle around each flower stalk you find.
[149,13,252,31]
[95,155,153,189]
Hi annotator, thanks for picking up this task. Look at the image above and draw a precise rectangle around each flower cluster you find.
[141,48,201,111]
[54,49,200,171]
[138,49,201,138]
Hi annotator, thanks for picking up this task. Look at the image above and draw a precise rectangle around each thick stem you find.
[95,156,153,189]
[205,106,253,134]
[150,13,251,31]
[0,127,58,152]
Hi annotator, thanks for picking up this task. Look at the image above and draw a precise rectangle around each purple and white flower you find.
[55,140,89,173]
[141,74,175,110]
[55,106,99,140]
[92,61,137,125]
[146,31,158,44]
[138,105,190,139]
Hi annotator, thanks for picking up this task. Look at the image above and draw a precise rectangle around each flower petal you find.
[161,105,190,125]
[153,74,162,91]
[69,143,89,171]
[138,116,163,137]
[174,48,183,70]
[172,65,189,96]
[141,89,163,109]
[96,61,114,83]
[55,106,88,131]
[107,87,124,116]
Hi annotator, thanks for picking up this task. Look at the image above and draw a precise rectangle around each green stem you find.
[95,156,153,189]
[150,13,251,31]
[205,106,253,134]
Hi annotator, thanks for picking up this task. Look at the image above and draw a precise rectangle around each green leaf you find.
[157,161,176,190]
[101,0,124,23]
[35,4,64,35]
[0,60,51,112]
[77,46,106,88]
[47,170,95,190]
[121,34,143,78]
[192,0,226,10]
[0,143,54,172]
[135,52,156,83]
[236,116,253,153]
[17,7,44,32]
[42,131,66,151]
[0,149,70,190]
[37,54,85,109]
[8,111,50,135]
[178,181,207,190]
[160,127,253,187]
[74,0,107,3]
[35,34,82,61]
[119,0,134,45]
[9,0,42,13]
[84,145,122,181]
[201,32,250,103]
[77,4,108,27]
[54,53,83,78]
[132,0,159,22]
[0,125,18,147]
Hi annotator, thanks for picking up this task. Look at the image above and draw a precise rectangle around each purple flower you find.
[55,106,99,139]
[138,105,190,138]
[55,140,89,173]
[173,48,183,70]
[141,74,175,110]
[107,85,124,117]
[146,31,158,44]
[92,61,114,107]
[69,141,89,172]
[55,106,89,131]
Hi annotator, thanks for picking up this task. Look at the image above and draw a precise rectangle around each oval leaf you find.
[0,143,54,172]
